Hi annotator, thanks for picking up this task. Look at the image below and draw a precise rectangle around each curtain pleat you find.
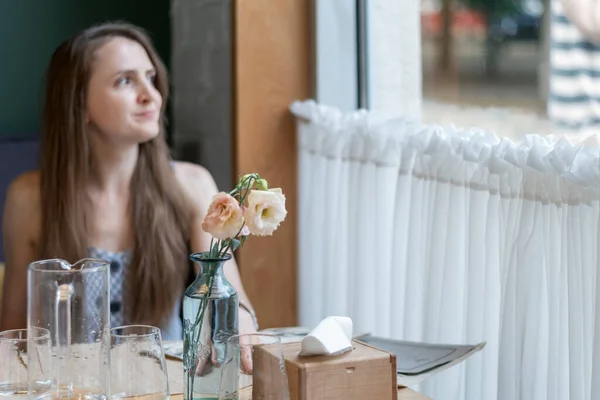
[291,100,600,400]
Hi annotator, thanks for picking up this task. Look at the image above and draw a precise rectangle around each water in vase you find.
[183,291,238,400]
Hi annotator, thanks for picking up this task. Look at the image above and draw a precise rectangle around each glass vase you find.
[183,252,239,400]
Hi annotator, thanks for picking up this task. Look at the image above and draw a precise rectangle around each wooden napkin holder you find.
[254,339,398,400]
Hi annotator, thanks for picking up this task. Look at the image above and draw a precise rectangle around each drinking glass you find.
[0,328,52,400]
[110,326,169,400]
[218,334,289,400]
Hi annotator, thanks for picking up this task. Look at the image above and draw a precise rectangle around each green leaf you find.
[230,238,241,252]
[240,235,248,248]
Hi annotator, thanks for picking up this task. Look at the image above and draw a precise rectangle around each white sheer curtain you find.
[290,100,600,400]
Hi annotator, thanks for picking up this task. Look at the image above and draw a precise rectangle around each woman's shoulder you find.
[171,161,214,186]
[171,161,219,211]
[5,170,40,206]
[3,170,41,235]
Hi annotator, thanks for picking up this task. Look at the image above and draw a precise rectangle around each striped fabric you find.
[549,0,600,133]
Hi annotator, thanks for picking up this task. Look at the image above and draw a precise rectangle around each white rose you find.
[245,188,287,236]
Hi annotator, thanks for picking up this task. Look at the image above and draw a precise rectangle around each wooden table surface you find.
[170,388,429,400]
[166,359,431,400]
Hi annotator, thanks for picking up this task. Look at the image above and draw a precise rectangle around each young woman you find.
[0,22,258,339]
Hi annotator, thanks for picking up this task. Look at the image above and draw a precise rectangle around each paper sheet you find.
[356,335,486,386]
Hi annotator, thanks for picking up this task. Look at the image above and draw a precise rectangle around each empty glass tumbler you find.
[218,334,290,400]
[110,325,169,400]
[0,327,53,400]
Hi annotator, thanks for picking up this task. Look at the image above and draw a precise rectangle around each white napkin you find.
[299,316,354,356]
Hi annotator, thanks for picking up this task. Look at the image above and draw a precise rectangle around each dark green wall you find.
[0,0,171,139]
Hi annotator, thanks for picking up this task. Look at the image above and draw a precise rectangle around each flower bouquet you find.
[183,173,287,400]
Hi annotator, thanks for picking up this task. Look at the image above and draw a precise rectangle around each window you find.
[315,0,552,139]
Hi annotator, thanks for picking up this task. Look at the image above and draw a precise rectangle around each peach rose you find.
[245,188,287,236]
[202,192,244,240]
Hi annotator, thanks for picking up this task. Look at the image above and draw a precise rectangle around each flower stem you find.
[185,272,216,400]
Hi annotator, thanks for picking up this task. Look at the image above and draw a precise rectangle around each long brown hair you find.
[39,22,192,326]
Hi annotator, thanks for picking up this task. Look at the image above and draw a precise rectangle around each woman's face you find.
[86,37,162,144]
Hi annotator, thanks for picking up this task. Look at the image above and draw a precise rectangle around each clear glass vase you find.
[183,252,239,400]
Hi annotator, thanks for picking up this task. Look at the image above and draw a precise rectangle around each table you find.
[170,389,428,400]
[170,388,429,400]
[166,359,431,400]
